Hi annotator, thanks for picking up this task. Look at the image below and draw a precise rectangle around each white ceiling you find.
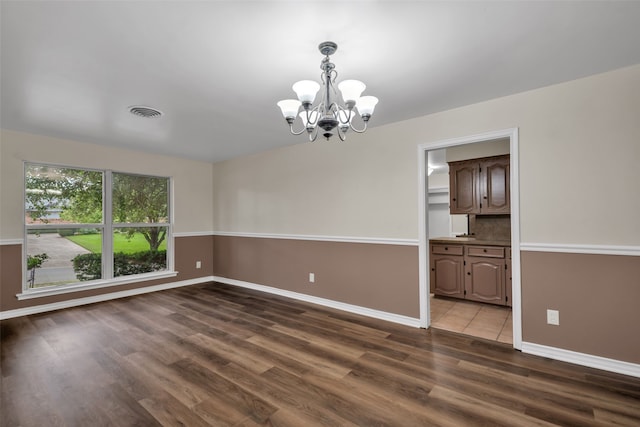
[2,1,640,163]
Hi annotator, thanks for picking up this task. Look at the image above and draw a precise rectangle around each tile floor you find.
[430,294,513,344]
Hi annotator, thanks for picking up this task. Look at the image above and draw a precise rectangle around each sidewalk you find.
[27,233,91,285]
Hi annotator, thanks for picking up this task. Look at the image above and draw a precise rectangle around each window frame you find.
[21,162,175,299]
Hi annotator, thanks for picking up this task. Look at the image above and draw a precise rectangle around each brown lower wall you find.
[5,234,637,366]
[213,235,420,318]
[0,235,213,313]
[521,250,640,364]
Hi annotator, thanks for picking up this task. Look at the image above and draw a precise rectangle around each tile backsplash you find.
[469,215,511,240]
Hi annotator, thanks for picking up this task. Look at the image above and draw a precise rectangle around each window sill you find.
[16,271,179,300]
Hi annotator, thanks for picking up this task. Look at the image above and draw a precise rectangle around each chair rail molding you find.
[520,242,640,256]
[213,231,419,246]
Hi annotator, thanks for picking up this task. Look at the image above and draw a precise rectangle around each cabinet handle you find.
[483,249,487,252]
[467,272,471,275]
[452,198,456,201]
[445,247,448,250]
[483,196,487,199]
[431,268,435,271]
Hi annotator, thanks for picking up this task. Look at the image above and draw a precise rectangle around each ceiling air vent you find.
[128,105,163,118]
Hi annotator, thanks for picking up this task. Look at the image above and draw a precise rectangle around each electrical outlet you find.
[547,309,559,325]
[196,261,201,269]
[309,273,315,283]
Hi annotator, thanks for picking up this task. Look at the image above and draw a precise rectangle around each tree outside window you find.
[25,164,171,289]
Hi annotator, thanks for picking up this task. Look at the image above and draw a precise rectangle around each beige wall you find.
[214,64,640,246]
[212,135,419,239]
[211,65,640,365]
[0,129,214,239]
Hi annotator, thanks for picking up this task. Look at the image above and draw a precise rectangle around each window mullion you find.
[23,164,171,291]
[168,176,174,272]
[103,171,113,279]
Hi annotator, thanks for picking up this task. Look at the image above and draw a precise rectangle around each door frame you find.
[417,128,522,350]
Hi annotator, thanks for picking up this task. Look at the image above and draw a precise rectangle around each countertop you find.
[429,236,511,247]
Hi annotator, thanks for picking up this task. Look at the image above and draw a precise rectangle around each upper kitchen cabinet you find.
[449,154,510,215]
[448,161,480,214]
[481,155,510,214]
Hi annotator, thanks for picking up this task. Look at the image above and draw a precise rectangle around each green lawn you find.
[66,232,166,254]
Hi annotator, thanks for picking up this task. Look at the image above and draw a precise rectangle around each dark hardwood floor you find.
[2,283,639,426]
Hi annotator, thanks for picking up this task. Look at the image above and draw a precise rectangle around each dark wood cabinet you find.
[481,156,510,214]
[449,155,510,215]
[449,162,479,214]
[431,242,510,306]
[430,244,464,299]
[464,245,506,305]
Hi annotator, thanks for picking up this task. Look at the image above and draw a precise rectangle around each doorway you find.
[417,128,522,350]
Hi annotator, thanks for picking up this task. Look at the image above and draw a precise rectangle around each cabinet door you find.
[449,162,479,214]
[464,256,506,305]
[431,254,465,298]
[480,157,510,214]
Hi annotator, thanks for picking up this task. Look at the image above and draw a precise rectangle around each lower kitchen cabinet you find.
[429,244,464,298]
[430,242,510,306]
[465,256,506,305]
[430,253,465,298]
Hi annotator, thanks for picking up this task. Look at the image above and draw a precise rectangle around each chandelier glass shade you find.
[277,41,378,141]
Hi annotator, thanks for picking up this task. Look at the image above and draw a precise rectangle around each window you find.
[25,164,171,291]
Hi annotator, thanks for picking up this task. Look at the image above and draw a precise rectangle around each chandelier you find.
[277,41,378,142]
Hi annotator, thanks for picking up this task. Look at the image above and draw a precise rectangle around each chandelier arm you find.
[335,105,353,125]
[304,105,321,126]
[289,122,307,136]
[308,126,319,142]
[328,71,339,102]
[336,126,347,142]
[326,102,340,116]
[349,120,369,134]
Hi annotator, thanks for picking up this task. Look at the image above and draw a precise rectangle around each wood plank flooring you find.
[2,282,639,426]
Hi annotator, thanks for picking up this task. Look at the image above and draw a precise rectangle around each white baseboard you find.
[5,274,637,379]
[0,276,214,320]
[213,276,422,328]
[522,342,640,378]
